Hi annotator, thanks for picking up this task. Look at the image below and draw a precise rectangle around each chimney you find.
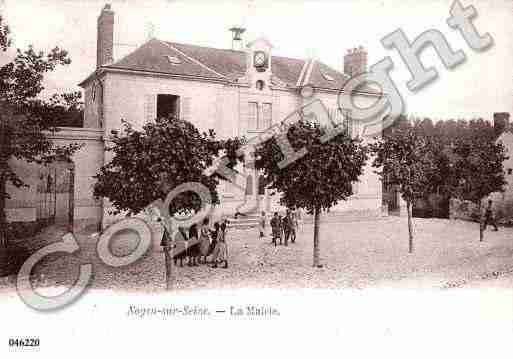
[229,27,246,50]
[97,4,114,68]
[344,46,367,77]
[494,112,510,137]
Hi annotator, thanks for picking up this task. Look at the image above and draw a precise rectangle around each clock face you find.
[254,51,268,68]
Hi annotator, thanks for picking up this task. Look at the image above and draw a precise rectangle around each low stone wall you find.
[449,198,480,222]
[5,220,42,240]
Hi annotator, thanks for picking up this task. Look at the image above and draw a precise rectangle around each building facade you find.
[6,4,386,232]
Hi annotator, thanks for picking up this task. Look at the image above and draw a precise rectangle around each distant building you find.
[489,113,513,215]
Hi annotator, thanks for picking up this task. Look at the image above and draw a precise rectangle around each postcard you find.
[1,0,512,357]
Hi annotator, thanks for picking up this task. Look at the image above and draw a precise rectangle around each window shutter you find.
[181,97,192,121]
[144,94,156,122]
[262,103,272,129]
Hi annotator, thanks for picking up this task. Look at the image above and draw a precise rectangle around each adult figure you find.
[483,199,499,231]
[212,219,229,268]
[282,210,293,246]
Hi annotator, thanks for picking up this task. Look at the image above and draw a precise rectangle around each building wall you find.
[5,127,104,232]
[487,131,513,219]
[49,128,105,231]
[92,70,385,224]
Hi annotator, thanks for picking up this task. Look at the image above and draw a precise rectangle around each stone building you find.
[6,4,386,232]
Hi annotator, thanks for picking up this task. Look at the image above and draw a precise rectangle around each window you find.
[352,181,359,195]
[508,168,512,175]
[248,102,258,131]
[321,71,335,82]
[248,102,272,131]
[256,80,265,91]
[261,103,272,129]
[157,94,180,119]
[165,55,182,65]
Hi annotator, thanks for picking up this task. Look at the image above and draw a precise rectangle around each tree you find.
[0,16,81,247]
[93,116,242,289]
[449,134,506,241]
[254,119,367,267]
[93,117,241,216]
[371,116,440,253]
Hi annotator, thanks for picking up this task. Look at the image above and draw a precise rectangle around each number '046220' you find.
[8,338,40,347]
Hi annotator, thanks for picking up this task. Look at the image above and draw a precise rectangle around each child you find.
[187,224,200,266]
[270,212,281,246]
[212,220,229,268]
[199,218,211,264]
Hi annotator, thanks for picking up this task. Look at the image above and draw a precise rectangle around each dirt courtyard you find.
[2,216,513,292]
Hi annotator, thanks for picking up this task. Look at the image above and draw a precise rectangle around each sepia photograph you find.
[1,0,512,357]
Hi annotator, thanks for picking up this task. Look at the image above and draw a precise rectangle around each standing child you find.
[212,219,229,268]
[270,212,281,246]
[199,218,211,264]
[187,224,200,266]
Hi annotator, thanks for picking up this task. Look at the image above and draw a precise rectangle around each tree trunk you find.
[0,106,7,249]
[0,174,6,249]
[407,200,413,253]
[478,200,484,242]
[164,245,175,290]
[313,207,322,268]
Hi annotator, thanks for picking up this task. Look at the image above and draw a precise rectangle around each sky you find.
[1,0,512,120]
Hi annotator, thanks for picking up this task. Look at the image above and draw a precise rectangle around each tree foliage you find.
[1,15,82,190]
[372,117,440,204]
[375,114,506,245]
[254,119,367,266]
[0,15,82,246]
[255,121,367,212]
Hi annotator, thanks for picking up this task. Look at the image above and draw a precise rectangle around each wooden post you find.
[478,200,484,242]
[313,207,321,268]
[0,103,10,248]
[407,200,414,253]
[164,244,175,290]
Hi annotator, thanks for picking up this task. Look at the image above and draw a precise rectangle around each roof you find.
[80,38,380,94]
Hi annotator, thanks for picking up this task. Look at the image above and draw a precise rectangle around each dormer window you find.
[165,55,182,65]
[321,71,335,81]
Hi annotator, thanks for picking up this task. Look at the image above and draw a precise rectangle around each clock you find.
[254,51,268,71]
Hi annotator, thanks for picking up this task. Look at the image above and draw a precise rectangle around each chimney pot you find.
[344,46,368,77]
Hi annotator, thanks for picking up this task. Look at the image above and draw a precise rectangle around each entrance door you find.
[388,185,400,215]
[36,160,75,230]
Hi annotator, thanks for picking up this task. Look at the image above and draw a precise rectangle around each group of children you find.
[260,209,300,246]
[160,217,230,269]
